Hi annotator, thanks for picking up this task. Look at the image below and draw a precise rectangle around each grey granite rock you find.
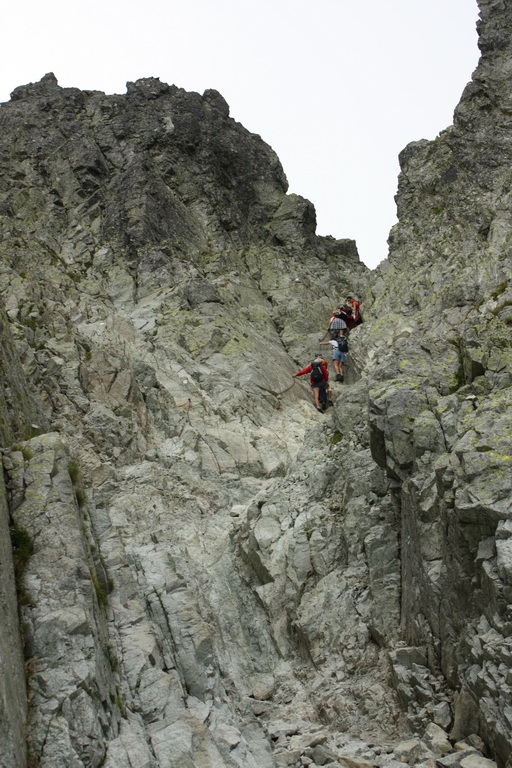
[1,1,512,765]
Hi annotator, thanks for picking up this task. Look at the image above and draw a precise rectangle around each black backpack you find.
[310,361,325,383]
[336,336,349,353]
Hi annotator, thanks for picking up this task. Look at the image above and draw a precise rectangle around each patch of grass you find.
[491,282,508,300]
[90,568,108,609]
[22,316,37,331]
[13,444,33,461]
[447,339,468,394]
[448,364,467,394]
[475,282,508,311]
[329,431,343,445]
[75,487,87,509]
[20,425,44,440]
[111,686,127,718]
[67,460,80,485]
[67,459,87,508]
[9,523,34,604]
[491,299,512,317]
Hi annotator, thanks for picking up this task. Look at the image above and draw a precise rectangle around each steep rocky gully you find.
[1,2,512,767]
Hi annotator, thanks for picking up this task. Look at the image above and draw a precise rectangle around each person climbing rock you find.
[292,356,332,412]
[345,295,362,326]
[327,309,348,339]
[335,304,356,331]
[319,329,347,382]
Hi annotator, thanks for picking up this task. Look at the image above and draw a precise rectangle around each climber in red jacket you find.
[292,356,332,412]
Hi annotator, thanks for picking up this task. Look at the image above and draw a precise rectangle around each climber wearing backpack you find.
[335,304,356,331]
[319,329,348,382]
[345,296,362,326]
[292,356,332,413]
[327,310,348,339]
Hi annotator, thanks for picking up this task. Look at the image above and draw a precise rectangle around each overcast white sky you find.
[1,0,480,269]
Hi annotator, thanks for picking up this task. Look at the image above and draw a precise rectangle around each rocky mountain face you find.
[355,0,512,761]
[1,1,511,767]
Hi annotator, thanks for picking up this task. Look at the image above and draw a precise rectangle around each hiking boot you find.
[335,374,342,381]
[327,400,334,408]
[339,374,344,383]
[316,406,324,413]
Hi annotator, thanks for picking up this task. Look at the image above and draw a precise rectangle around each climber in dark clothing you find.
[327,311,348,339]
[292,356,332,412]
[337,305,356,331]
[320,329,347,382]
[345,296,362,326]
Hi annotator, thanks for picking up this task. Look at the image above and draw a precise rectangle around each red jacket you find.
[347,299,361,323]
[337,306,356,330]
[295,360,329,386]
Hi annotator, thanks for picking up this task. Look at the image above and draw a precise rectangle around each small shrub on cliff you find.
[9,523,34,604]
[13,443,33,461]
[491,299,512,318]
[68,459,87,508]
[90,568,108,609]
[75,487,87,509]
[491,282,508,300]
[67,459,80,485]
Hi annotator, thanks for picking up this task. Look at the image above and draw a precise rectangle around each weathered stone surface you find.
[1,1,512,765]
[337,758,376,768]
[347,3,512,764]
[3,434,117,767]
[0,474,27,768]
[437,750,479,768]
[459,756,498,768]
[0,62,370,767]
[422,723,452,756]
[0,307,46,445]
